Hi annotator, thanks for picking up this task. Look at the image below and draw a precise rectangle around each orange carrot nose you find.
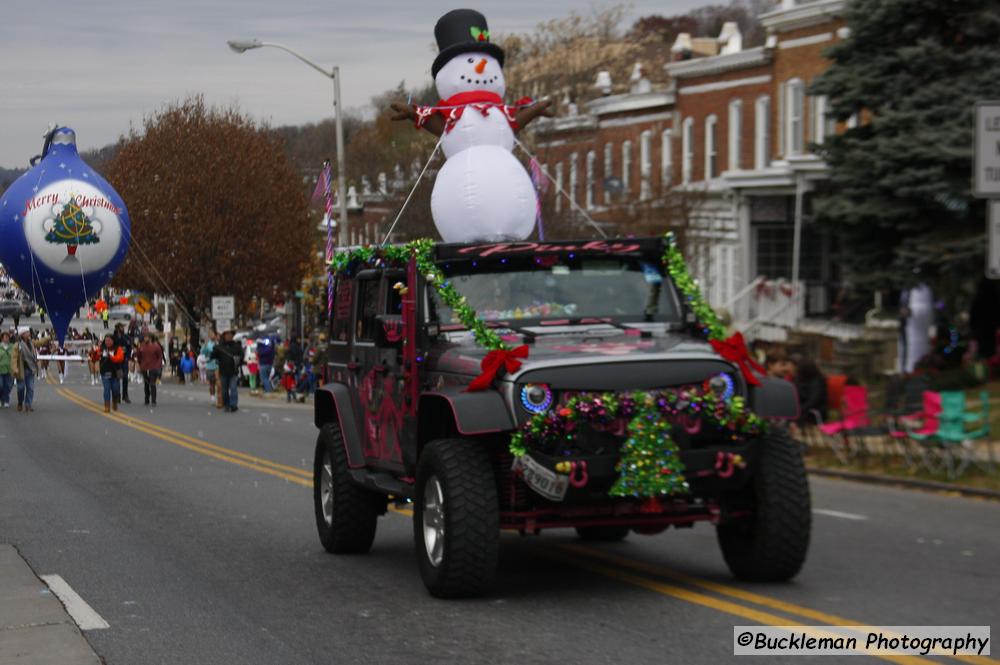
[475,59,487,74]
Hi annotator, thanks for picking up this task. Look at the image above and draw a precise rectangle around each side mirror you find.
[374,314,404,347]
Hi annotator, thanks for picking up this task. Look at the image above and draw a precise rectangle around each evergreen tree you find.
[810,0,1000,290]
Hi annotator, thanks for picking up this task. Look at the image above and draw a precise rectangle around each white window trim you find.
[785,78,804,156]
[603,143,614,205]
[682,117,694,184]
[585,150,596,210]
[705,114,718,180]
[569,152,578,204]
[728,99,742,171]
[622,140,632,198]
[755,95,770,170]
[661,129,672,186]
[554,163,564,213]
[640,130,652,201]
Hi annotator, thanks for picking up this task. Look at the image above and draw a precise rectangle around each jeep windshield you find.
[428,251,681,325]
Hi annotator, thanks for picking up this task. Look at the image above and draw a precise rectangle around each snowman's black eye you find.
[461,75,465,80]
[467,58,474,63]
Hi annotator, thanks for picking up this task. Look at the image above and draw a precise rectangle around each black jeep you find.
[312,237,810,598]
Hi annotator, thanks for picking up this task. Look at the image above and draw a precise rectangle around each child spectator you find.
[280,362,297,402]
[179,351,194,385]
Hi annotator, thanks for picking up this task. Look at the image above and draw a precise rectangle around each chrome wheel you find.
[321,451,334,526]
[422,475,445,567]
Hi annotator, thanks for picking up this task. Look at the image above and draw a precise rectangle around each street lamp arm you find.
[256,41,335,80]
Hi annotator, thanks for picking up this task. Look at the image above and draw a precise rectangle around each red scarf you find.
[414,92,533,134]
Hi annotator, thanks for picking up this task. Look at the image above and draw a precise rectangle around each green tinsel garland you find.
[328,239,509,353]
[510,387,767,497]
[662,231,727,341]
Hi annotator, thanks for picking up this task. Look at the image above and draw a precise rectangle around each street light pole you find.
[227,39,349,246]
[332,66,349,248]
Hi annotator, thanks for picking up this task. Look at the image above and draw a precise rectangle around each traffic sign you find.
[134,296,153,315]
[214,318,232,332]
[212,296,235,321]
[988,201,1000,278]
[974,101,1000,198]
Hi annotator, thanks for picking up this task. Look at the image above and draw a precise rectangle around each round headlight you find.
[706,373,735,401]
[520,383,553,414]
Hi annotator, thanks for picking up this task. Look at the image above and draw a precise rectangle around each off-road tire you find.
[313,423,383,554]
[575,526,630,542]
[716,428,811,581]
[415,438,499,598]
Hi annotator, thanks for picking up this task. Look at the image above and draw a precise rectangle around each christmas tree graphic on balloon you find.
[44,196,101,263]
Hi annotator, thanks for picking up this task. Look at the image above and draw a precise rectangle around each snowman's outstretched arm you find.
[390,102,445,137]
[513,98,554,133]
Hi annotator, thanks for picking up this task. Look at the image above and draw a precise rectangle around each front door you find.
[354,273,405,471]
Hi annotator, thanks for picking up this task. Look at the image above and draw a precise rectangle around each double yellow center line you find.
[55,387,995,664]
[56,387,312,487]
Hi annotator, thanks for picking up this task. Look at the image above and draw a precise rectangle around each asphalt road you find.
[1,372,997,665]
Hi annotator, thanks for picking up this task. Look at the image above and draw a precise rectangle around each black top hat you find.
[432,9,505,78]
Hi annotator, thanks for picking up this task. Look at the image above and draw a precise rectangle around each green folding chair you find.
[935,391,992,478]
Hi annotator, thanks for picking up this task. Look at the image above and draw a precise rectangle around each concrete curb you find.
[0,545,103,665]
[807,466,1000,501]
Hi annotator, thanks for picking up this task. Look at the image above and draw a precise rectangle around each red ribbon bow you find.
[466,345,529,392]
[709,332,765,386]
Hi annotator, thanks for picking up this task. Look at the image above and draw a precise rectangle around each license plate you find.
[512,455,569,501]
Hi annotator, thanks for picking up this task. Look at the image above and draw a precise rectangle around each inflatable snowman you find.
[393,9,551,243]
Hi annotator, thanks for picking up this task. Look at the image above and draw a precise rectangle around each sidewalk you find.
[0,545,101,665]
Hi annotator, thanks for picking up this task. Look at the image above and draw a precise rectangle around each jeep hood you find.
[426,328,723,377]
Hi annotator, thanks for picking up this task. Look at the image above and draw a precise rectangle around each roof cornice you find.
[664,46,771,79]
[587,91,675,116]
[760,0,845,32]
[533,115,598,135]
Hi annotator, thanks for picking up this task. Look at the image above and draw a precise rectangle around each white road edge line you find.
[40,574,110,630]
[812,508,869,521]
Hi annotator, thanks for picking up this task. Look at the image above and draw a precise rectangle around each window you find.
[384,272,405,315]
[755,96,770,169]
[602,143,614,205]
[682,117,694,184]
[621,141,632,198]
[331,278,352,343]
[705,114,718,179]
[809,95,836,145]
[585,151,596,209]
[555,162,564,212]
[785,79,804,155]
[355,277,381,342]
[661,129,672,186]
[569,152,578,204]
[728,99,742,171]
[640,130,652,200]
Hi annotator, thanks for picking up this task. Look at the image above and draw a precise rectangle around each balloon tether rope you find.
[380,136,444,246]
[512,137,607,239]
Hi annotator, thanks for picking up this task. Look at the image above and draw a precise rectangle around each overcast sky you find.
[1,0,708,169]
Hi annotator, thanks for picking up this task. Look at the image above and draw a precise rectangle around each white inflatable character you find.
[392,9,552,243]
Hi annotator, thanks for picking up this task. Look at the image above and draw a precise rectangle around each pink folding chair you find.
[819,385,876,462]
[890,390,942,471]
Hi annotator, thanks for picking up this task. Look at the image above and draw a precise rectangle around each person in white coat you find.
[899,282,933,374]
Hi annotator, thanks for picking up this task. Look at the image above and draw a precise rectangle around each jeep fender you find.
[419,387,514,438]
[749,376,800,420]
[314,382,366,468]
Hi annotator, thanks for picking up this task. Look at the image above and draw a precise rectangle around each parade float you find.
[311,9,811,598]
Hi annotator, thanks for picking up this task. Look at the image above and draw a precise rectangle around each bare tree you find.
[104,96,314,320]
